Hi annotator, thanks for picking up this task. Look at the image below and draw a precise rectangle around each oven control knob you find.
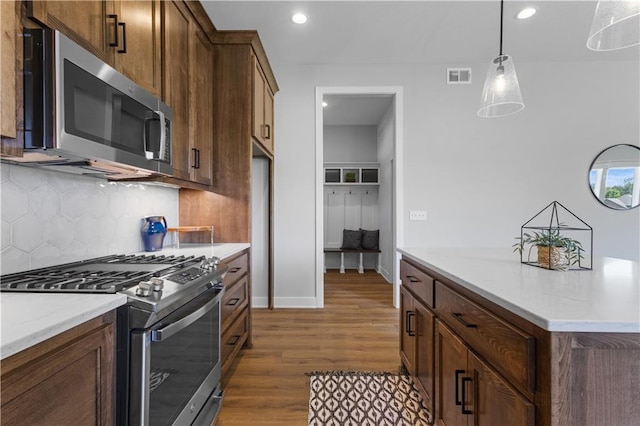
[135,281,152,297]
[149,278,164,292]
[210,257,220,268]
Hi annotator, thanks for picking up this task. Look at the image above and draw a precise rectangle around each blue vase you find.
[141,216,167,252]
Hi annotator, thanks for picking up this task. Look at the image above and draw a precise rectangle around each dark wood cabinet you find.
[162,0,190,182]
[28,0,161,98]
[220,249,252,382]
[400,259,436,413]
[0,0,23,157]
[435,321,534,426]
[252,57,275,155]
[0,312,116,426]
[161,0,213,187]
[114,0,161,97]
[403,253,640,425]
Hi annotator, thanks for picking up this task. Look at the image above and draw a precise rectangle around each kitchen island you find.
[398,247,639,426]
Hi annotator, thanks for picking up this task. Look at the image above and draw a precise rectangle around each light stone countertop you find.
[0,243,250,360]
[398,248,640,333]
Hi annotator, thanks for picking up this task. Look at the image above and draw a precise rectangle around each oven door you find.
[129,287,224,426]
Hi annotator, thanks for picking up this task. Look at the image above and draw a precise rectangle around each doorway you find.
[315,86,404,308]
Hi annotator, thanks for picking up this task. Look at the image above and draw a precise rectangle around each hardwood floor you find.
[217,270,399,425]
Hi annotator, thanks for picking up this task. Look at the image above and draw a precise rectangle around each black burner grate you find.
[0,254,203,293]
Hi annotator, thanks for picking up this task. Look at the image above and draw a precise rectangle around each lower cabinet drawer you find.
[400,259,434,308]
[435,282,535,395]
[221,276,248,331]
[221,309,249,372]
[223,252,249,288]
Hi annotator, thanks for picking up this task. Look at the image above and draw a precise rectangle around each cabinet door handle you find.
[228,335,241,346]
[454,369,465,405]
[452,313,477,328]
[226,298,240,306]
[192,148,200,169]
[108,14,119,47]
[406,311,415,336]
[229,267,241,273]
[117,22,127,53]
[263,124,271,140]
[461,377,473,415]
[406,275,419,283]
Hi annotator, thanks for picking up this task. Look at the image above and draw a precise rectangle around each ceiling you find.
[201,0,640,67]
[202,1,638,125]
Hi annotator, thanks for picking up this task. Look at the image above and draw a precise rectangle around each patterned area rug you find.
[306,371,432,426]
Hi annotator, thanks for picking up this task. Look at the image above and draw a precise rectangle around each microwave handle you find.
[144,110,166,160]
[151,289,222,342]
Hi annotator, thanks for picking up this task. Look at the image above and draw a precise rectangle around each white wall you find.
[377,103,395,280]
[0,163,179,273]
[324,125,378,162]
[273,60,640,307]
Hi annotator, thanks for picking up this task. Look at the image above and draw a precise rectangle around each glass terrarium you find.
[514,201,592,271]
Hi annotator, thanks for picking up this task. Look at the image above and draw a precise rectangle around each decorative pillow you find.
[341,229,363,250]
[360,228,379,250]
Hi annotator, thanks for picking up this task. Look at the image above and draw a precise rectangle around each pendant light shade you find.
[478,54,524,118]
[478,1,524,118]
[587,1,640,51]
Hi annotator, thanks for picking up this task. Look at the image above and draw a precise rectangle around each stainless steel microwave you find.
[18,28,172,177]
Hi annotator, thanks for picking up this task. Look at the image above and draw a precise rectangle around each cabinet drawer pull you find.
[108,14,119,47]
[229,267,241,273]
[406,311,416,337]
[461,377,473,415]
[228,335,241,346]
[406,275,419,283]
[454,369,465,405]
[226,298,240,306]
[452,313,477,328]
[117,22,127,53]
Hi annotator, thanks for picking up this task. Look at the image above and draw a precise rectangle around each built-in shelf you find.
[324,163,379,185]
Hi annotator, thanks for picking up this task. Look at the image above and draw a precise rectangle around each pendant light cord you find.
[499,0,504,56]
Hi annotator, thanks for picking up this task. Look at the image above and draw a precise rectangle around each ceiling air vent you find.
[447,68,472,84]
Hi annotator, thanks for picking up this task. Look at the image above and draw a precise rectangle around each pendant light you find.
[478,0,524,118]
[587,0,640,51]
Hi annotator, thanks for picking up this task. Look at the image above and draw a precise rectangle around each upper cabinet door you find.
[114,0,162,97]
[263,85,274,153]
[252,57,274,156]
[189,26,213,186]
[28,0,115,64]
[162,0,191,182]
[252,58,266,145]
[1,0,18,142]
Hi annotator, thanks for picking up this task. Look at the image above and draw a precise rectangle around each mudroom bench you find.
[323,248,381,273]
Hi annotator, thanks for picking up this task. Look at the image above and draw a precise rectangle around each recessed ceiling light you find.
[516,7,536,20]
[322,101,328,107]
[291,13,308,24]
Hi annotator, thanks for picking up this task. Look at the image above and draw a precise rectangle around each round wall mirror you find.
[588,144,640,210]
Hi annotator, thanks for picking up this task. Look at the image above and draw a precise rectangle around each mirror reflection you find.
[589,144,640,210]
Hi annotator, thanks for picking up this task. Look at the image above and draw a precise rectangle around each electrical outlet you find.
[409,210,427,221]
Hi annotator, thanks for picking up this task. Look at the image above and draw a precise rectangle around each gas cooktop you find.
[0,254,205,293]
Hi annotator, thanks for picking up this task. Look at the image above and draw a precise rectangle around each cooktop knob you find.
[135,281,152,297]
[211,256,220,267]
[149,278,164,292]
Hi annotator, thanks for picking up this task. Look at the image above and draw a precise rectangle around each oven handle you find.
[151,290,222,342]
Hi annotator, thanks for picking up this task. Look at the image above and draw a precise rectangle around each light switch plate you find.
[409,210,427,221]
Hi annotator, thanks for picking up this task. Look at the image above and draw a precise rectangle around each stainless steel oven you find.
[127,286,224,425]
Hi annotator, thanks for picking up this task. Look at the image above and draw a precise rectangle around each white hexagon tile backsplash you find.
[0,163,179,274]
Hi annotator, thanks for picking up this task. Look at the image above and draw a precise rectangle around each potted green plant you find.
[513,228,584,271]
